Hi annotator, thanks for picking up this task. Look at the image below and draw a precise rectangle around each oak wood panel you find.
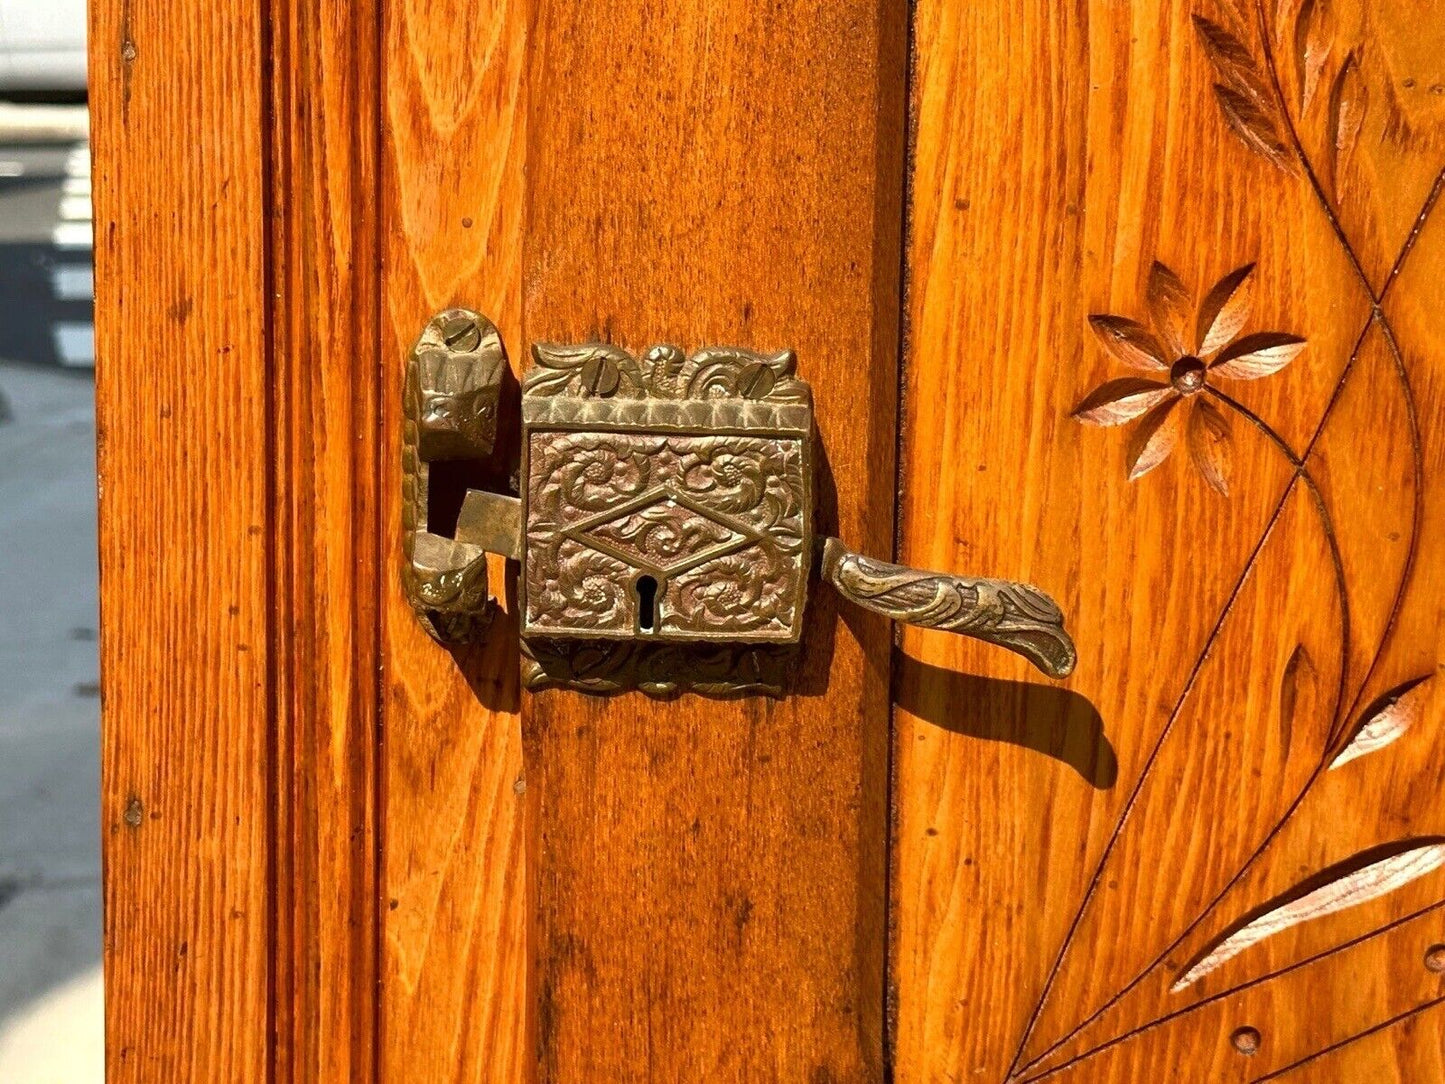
[93,0,272,1079]
[1264,999,1445,1082]
[521,1,906,1078]
[268,0,383,1078]
[1034,904,1445,1081]
[892,1,1445,1081]
[378,0,531,1079]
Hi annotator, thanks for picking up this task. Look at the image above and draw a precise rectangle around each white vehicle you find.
[0,0,86,93]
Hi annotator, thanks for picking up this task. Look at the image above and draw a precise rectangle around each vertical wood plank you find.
[891,2,1445,1081]
[378,0,532,1079]
[268,0,383,1079]
[522,2,906,1079]
[93,0,272,1079]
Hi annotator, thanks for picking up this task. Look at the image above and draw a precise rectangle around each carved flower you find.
[1072,262,1306,495]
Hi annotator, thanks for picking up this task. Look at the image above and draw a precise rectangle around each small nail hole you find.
[1425,945,1445,973]
[636,575,659,632]
[1231,1026,1261,1056]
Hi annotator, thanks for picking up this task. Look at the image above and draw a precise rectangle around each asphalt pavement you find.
[0,107,103,1081]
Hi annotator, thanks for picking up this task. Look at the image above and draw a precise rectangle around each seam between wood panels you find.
[370,0,387,1077]
[884,0,920,1078]
[260,0,281,1079]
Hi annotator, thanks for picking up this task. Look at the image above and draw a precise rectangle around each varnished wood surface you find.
[268,0,383,1078]
[378,0,531,1079]
[96,0,1445,1079]
[892,1,1445,1081]
[93,1,272,1079]
[521,1,905,1079]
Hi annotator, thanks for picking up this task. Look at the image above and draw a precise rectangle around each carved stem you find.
[818,537,1077,679]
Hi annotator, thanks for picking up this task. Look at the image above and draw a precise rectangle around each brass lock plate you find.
[402,309,1075,697]
[520,344,813,645]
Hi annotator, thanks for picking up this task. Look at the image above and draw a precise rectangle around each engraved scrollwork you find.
[521,638,794,698]
[673,550,796,634]
[524,431,808,642]
[526,341,809,402]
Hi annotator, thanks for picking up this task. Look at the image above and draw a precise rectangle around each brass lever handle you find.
[819,538,1076,679]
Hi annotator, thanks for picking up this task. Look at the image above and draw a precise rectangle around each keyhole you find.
[636,575,659,633]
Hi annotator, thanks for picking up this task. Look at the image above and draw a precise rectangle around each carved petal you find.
[1126,398,1184,480]
[1071,378,1175,427]
[1295,0,1332,112]
[1196,263,1256,357]
[1087,315,1170,371]
[1211,331,1307,379]
[1187,397,1232,495]
[1147,262,1195,357]
[1330,52,1367,155]
[1192,15,1270,103]
[1172,839,1445,991]
[1331,675,1435,770]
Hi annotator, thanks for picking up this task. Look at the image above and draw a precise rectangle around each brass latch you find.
[403,309,1075,695]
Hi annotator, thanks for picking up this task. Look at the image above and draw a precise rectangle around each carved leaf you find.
[1193,15,1268,98]
[1187,398,1232,495]
[1087,315,1170,371]
[1147,262,1195,357]
[1192,16,1298,171]
[1071,378,1175,427]
[1294,0,1333,112]
[1196,264,1256,356]
[1126,398,1183,480]
[1211,332,1308,379]
[1277,643,1317,753]
[1214,83,1296,171]
[1330,51,1367,158]
[1331,675,1434,770]
[1275,0,1309,42]
[1173,839,1445,991]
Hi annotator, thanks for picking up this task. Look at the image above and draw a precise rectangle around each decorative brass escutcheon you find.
[402,309,1077,694]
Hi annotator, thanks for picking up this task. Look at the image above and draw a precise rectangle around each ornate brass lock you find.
[403,309,1076,695]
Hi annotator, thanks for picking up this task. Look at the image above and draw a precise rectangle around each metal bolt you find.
[580,354,621,397]
[1231,1027,1261,1056]
[443,317,482,353]
[739,362,776,400]
[1425,945,1445,972]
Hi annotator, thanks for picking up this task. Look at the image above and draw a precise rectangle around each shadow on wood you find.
[894,652,1117,789]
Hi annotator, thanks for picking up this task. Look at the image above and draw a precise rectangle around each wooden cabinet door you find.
[93,0,1444,1081]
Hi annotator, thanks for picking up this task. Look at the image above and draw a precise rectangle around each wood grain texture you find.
[521,1,905,1079]
[378,0,532,1079]
[268,0,383,1078]
[892,0,1445,1081]
[93,0,271,1079]
[1263,997,1445,1082]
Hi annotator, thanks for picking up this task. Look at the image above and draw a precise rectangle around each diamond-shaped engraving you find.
[523,430,808,643]
[567,488,760,578]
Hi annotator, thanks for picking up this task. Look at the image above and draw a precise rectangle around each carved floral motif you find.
[1072,261,1307,495]
[1193,8,1368,195]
